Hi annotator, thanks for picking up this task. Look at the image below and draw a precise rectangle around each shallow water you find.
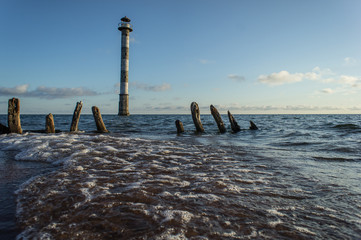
[0,114,360,239]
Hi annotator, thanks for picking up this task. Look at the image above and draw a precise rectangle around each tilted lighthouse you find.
[118,16,133,116]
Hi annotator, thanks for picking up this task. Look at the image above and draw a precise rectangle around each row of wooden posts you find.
[0,98,108,134]
[175,102,258,134]
[0,98,258,135]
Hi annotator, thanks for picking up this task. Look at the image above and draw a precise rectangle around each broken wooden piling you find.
[227,110,241,133]
[175,120,184,134]
[45,113,55,133]
[70,101,83,132]
[92,106,108,133]
[8,98,22,134]
[250,121,258,130]
[190,102,204,133]
[210,105,226,133]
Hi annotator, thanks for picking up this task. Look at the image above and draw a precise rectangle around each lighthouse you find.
[118,16,133,116]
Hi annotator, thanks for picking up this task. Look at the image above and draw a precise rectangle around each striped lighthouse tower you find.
[118,16,133,116]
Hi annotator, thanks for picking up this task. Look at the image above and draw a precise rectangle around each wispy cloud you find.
[344,57,357,66]
[228,74,245,82]
[199,59,214,64]
[258,71,304,86]
[339,75,360,86]
[130,82,171,92]
[220,103,344,112]
[0,84,98,99]
[0,84,29,95]
[259,67,361,91]
[321,88,334,94]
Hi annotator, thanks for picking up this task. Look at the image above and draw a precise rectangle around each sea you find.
[0,114,360,239]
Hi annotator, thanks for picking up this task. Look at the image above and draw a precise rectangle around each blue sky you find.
[1,0,361,114]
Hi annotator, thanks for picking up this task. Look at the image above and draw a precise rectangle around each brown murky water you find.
[0,114,361,239]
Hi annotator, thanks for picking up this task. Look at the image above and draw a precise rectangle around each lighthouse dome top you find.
[121,16,131,22]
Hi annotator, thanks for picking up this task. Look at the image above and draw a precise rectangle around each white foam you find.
[267,209,285,217]
[294,226,316,235]
[161,210,193,224]
[269,219,283,227]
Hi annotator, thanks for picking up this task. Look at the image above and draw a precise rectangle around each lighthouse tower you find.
[118,16,133,116]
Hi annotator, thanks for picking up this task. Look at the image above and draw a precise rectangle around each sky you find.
[1,0,361,114]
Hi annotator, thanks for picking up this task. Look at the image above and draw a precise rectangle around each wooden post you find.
[210,105,226,133]
[8,98,22,134]
[92,106,108,133]
[175,120,184,134]
[250,121,258,130]
[190,102,204,133]
[227,110,241,133]
[70,101,83,132]
[45,113,55,133]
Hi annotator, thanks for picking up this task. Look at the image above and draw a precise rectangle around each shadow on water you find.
[0,150,56,240]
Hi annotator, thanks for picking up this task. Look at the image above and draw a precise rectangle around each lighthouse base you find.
[118,94,129,116]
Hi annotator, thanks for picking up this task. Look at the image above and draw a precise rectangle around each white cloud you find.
[339,75,359,86]
[228,74,245,82]
[29,86,97,99]
[344,57,357,66]
[0,84,29,95]
[0,84,98,99]
[258,70,303,86]
[199,59,214,64]
[258,67,361,90]
[130,82,171,92]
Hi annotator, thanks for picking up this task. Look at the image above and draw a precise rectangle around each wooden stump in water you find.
[45,113,55,133]
[92,106,108,133]
[190,102,204,133]
[250,121,258,130]
[227,110,241,133]
[70,101,83,132]
[175,120,184,134]
[8,98,22,134]
[210,105,226,133]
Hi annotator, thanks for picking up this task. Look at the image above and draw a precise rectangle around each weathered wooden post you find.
[70,101,83,132]
[210,105,226,133]
[250,121,258,130]
[191,102,204,133]
[175,120,184,134]
[8,98,22,134]
[45,113,55,133]
[227,110,241,133]
[92,106,108,133]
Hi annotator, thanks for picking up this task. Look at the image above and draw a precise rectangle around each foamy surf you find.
[0,113,360,239]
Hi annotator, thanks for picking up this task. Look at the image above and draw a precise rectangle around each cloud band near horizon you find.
[0,84,98,99]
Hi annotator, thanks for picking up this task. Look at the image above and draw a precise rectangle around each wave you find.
[313,156,357,162]
[332,124,360,130]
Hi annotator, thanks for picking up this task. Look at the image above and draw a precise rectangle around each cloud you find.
[228,74,245,82]
[344,57,357,66]
[257,67,361,89]
[114,82,120,94]
[321,88,334,94]
[0,85,98,99]
[258,70,304,86]
[0,84,29,95]
[199,59,214,64]
[224,104,343,112]
[130,82,171,92]
[339,75,359,86]
[28,86,98,99]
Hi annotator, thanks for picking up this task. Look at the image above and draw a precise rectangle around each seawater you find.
[0,114,360,239]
